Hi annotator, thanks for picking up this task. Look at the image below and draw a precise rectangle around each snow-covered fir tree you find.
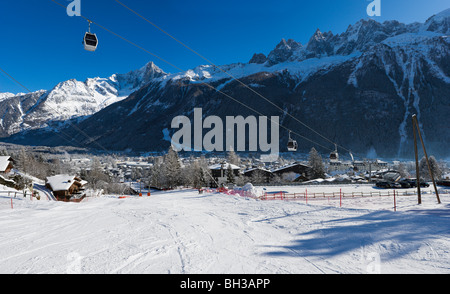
[308,147,325,179]
[419,156,442,180]
[163,146,181,189]
[226,164,235,184]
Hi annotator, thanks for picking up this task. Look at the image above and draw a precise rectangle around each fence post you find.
[11,197,13,209]
[340,189,342,207]
[394,190,396,212]
[306,189,308,204]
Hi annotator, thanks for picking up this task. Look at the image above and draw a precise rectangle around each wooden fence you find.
[216,187,449,202]
[260,189,449,201]
[0,190,86,203]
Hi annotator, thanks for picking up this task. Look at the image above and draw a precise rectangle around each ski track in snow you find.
[0,187,449,274]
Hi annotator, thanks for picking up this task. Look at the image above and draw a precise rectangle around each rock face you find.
[249,53,267,64]
[2,9,450,159]
[0,62,166,137]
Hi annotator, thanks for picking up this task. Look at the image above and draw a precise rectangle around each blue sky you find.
[0,0,448,93]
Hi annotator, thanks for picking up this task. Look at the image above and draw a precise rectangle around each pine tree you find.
[226,164,235,184]
[149,163,163,189]
[197,156,210,187]
[227,149,241,165]
[188,161,208,189]
[163,146,181,189]
[308,147,325,179]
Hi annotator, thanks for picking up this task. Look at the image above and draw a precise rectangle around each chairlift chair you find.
[83,20,98,52]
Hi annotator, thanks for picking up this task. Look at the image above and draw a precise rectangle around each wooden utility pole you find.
[412,115,441,204]
[412,115,421,204]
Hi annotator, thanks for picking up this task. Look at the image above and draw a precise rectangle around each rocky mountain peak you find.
[306,28,334,57]
[422,8,450,34]
[266,38,302,65]
[249,53,267,64]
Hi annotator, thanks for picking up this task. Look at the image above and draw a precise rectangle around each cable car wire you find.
[113,0,357,158]
[48,0,335,154]
[0,66,101,150]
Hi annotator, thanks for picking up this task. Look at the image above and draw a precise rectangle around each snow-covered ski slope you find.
[0,186,449,274]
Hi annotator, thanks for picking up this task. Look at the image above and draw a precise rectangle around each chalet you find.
[378,170,402,182]
[45,175,87,202]
[271,162,311,180]
[0,156,15,174]
[243,167,273,183]
[293,173,310,182]
[208,162,241,187]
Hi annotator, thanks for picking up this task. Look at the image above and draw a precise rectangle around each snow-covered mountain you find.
[0,61,166,137]
[0,92,18,101]
[2,9,449,158]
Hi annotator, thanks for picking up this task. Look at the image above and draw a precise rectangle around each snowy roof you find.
[0,156,13,172]
[46,175,86,192]
[244,167,272,174]
[209,163,240,170]
[271,162,310,173]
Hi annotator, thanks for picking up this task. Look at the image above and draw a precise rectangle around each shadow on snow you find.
[261,204,450,260]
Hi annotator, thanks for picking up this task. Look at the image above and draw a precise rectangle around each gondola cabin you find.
[329,151,338,161]
[329,144,339,162]
[287,138,298,152]
[83,32,98,52]
[287,131,297,152]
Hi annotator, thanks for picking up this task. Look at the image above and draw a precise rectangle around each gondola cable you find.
[48,0,335,154]
[113,0,359,158]
[0,66,101,151]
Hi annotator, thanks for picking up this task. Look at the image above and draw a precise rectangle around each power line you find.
[49,0,334,154]
[113,0,355,157]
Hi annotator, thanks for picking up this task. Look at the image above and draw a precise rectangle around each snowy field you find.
[0,184,449,274]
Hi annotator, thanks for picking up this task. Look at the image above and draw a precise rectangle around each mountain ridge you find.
[1,9,449,158]
[0,61,167,137]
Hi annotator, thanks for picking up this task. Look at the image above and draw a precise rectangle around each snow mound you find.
[241,183,265,198]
